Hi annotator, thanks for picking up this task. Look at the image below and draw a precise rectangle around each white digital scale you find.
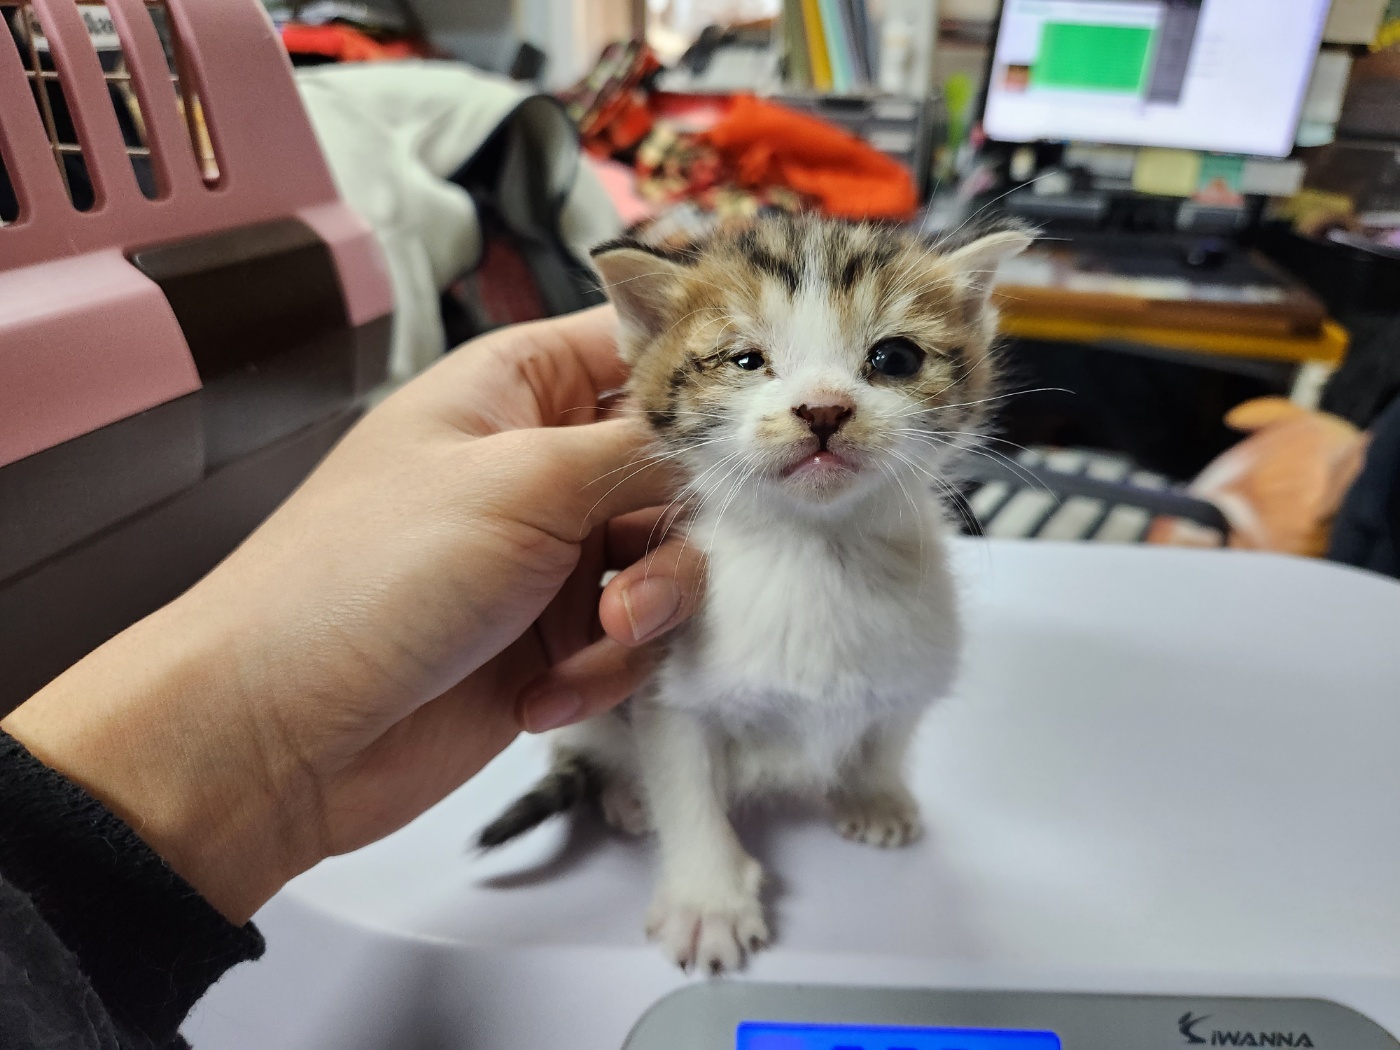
[187,542,1400,1050]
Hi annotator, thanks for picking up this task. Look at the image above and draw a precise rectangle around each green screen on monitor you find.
[1031,22,1156,94]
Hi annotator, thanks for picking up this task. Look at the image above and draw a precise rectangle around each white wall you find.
[517,0,635,88]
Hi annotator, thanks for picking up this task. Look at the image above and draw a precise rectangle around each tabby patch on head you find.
[591,215,1032,511]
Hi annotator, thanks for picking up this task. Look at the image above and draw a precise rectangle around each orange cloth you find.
[280,24,425,63]
[703,96,917,221]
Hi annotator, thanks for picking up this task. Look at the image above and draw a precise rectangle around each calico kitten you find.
[478,214,1031,973]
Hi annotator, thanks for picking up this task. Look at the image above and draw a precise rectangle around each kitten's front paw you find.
[646,858,768,974]
[831,789,923,848]
[600,779,651,837]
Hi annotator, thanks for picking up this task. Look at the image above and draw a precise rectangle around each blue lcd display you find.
[736,1021,1062,1050]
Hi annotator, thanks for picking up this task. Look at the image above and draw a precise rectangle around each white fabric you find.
[296,61,622,380]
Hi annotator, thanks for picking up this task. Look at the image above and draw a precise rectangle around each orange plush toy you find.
[1148,398,1370,556]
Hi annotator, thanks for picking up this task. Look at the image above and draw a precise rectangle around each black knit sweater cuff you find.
[0,730,265,1043]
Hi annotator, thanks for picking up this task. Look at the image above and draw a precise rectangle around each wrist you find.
[1,590,319,923]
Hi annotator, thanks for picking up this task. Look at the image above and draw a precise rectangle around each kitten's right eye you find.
[732,350,766,371]
[867,337,925,379]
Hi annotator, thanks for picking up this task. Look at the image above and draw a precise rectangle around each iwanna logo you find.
[1178,1011,1316,1047]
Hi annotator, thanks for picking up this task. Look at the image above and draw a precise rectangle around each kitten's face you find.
[593,217,1030,514]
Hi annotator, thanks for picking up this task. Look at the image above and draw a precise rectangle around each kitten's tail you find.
[475,755,597,849]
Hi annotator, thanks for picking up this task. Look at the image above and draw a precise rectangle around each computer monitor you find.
[981,0,1331,158]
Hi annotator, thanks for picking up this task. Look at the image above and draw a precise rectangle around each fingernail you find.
[521,687,584,734]
[621,577,682,642]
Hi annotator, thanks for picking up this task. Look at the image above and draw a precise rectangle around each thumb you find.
[504,418,681,544]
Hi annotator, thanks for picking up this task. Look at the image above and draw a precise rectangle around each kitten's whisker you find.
[947,339,1005,392]
[644,491,709,600]
[897,428,1040,463]
[646,447,746,561]
[939,171,1055,246]
[890,386,1073,420]
[881,456,923,547]
[703,458,759,559]
[669,450,749,529]
[605,270,730,299]
[673,409,738,425]
[959,447,1058,500]
[908,469,976,541]
[886,361,1001,418]
[585,445,684,486]
[932,387,1074,414]
[885,347,1005,413]
[584,432,737,489]
[581,440,715,527]
[915,177,946,237]
[913,435,1055,498]
[927,430,1045,462]
[887,446,982,536]
[659,304,727,343]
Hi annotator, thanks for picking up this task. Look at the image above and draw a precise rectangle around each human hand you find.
[2,307,703,923]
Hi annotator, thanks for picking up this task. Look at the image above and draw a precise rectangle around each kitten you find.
[478,214,1031,973]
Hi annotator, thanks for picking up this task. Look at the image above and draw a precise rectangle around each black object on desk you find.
[1182,236,1231,269]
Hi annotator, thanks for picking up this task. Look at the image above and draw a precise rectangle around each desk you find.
[187,542,1400,1050]
[998,313,1349,368]
[993,238,1349,405]
[988,245,1351,477]
[991,315,1349,464]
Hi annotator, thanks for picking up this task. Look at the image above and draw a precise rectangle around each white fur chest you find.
[661,498,961,728]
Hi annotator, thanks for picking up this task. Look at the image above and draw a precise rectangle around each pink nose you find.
[794,401,854,444]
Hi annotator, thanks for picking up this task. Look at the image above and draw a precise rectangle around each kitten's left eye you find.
[867,337,925,379]
[732,350,766,371]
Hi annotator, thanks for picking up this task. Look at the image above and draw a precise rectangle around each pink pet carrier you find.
[0,0,394,709]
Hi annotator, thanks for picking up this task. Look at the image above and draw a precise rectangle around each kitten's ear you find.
[590,243,688,359]
[942,229,1034,303]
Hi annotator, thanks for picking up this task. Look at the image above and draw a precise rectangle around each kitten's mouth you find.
[781,449,856,478]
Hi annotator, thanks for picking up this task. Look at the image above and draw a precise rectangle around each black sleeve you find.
[0,731,265,1048]
[0,874,131,1050]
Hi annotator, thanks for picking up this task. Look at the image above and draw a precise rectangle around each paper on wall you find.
[1323,0,1387,44]
[1302,48,1354,125]
[1240,159,1306,198]
[1132,148,1203,197]
[23,3,122,51]
[1065,144,1138,181]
